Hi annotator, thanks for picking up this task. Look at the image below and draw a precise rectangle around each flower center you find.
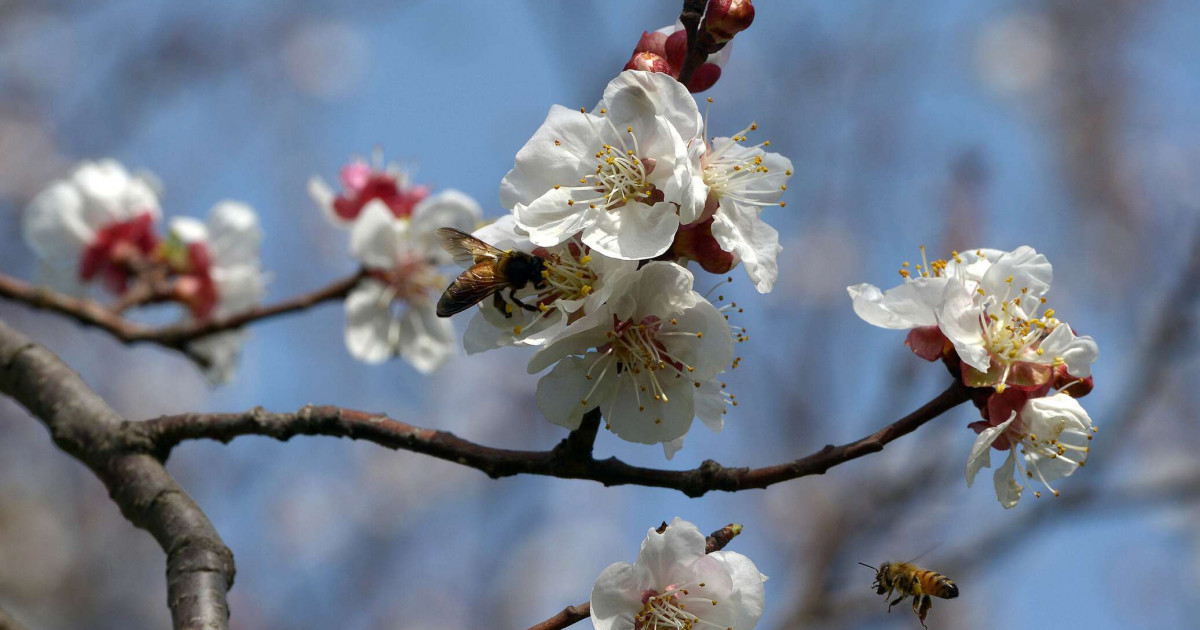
[536,250,599,307]
[580,314,704,417]
[556,110,662,212]
[633,582,726,630]
[369,255,442,304]
[335,164,429,221]
[1015,423,1093,499]
[79,213,160,293]
[701,121,789,209]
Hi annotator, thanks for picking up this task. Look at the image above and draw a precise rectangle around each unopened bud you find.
[664,28,689,69]
[671,217,736,274]
[624,51,672,74]
[703,0,755,43]
[631,30,669,57]
[686,63,721,93]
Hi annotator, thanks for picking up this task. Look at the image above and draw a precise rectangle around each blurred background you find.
[2,0,1199,628]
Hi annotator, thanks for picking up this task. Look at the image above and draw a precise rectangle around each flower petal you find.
[395,301,455,374]
[582,200,680,260]
[349,203,405,269]
[590,560,649,630]
[536,354,617,431]
[709,550,768,630]
[344,280,394,364]
[966,412,1016,487]
[993,450,1023,508]
[1038,324,1099,378]
[710,200,781,293]
[410,189,483,263]
[847,278,946,330]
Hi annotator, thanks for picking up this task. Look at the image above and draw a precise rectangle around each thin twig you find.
[676,0,709,86]
[524,523,744,630]
[136,381,971,498]
[0,270,364,352]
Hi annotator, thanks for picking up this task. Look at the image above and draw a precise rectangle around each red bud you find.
[703,0,755,43]
[686,63,722,92]
[624,52,672,74]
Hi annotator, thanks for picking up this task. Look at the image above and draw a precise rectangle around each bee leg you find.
[917,595,932,628]
[888,595,905,613]
[508,288,539,313]
[494,292,513,319]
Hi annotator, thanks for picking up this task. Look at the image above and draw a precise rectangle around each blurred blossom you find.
[281,19,369,101]
[974,12,1056,95]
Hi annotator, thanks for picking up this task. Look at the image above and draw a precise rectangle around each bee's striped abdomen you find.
[916,569,959,599]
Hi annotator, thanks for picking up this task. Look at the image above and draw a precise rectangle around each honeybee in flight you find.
[435,228,547,318]
[859,561,958,628]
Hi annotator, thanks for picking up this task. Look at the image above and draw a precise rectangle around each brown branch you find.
[525,523,744,630]
[0,319,234,630]
[136,381,970,498]
[676,0,709,86]
[0,270,364,356]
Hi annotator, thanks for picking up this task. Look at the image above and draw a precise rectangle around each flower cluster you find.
[591,518,766,630]
[849,246,1099,508]
[309,153,483,372]
[22,159,266,383]
[451,69,791,457]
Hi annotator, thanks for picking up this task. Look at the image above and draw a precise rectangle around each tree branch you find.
[0,319,234,630]
[0,270,363,360]
[137,381,970,498]
[524,523,744,630]
[676,0,709,86]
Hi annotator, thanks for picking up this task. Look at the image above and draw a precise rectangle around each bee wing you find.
[436,227,503,268]
[436,261,511,317]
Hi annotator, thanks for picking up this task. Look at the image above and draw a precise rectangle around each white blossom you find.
[966,392,1094,508]
[529,262,733,454]
[701,124,792,293]
[590,518,766,630]
[22,159,161,294]
[847,246,1098,390]
[166,201,267,384]
[501,70,707,260]
[344,191,481,372]
[460,216,638,354]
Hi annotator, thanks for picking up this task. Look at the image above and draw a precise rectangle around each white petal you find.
[979,245,1052,300]
[936,281,991,372]
[513,188,599,249]
[395,301,455,374]
[694,379,727,433]
[211,266,267,316]
[349,203,405,268]
[661,436,686,460]
[966,412,1016,487]
[500,105,604,209]
[22,180,92,264]
[636,518,707,585]
[527,305,616,374]
[536,355,616,431]
[410,189,483,263]
[307,176,342,226]
[605,373,695,446]
[847,278,946,330]
[590,561,648,630]
[206,200,262,267]
[344,280,394,364]
[993,450,1023,509]
[471,214,531,251]
[711,201,781,293]
[709,550,768,630]
[667,299,734,381]
[602,71,703,145]
[169,217,208,244]
[1038,324,1099,378]
[581,200,680,260]
[188,331,248,386]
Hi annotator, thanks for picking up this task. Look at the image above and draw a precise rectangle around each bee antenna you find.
[857,562,878,571]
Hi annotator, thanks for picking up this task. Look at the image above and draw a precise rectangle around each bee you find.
[859,561,958,628]
[435,228,547,318]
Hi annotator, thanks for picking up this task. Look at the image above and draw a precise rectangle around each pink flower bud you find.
[631,30,668,58]
[905,326,950,362]
[624,51,672,74]
[664,29,688,69]
[686,62,722,93]
[671,218,735,274]
[703,0,756,43]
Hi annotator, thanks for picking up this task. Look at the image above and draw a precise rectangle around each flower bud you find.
[664,28,688,69]
[624,51,672,74]
[631,30,669,57]
[703,0,755,43]
[671,218,735,274]
[686,62,721,93]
